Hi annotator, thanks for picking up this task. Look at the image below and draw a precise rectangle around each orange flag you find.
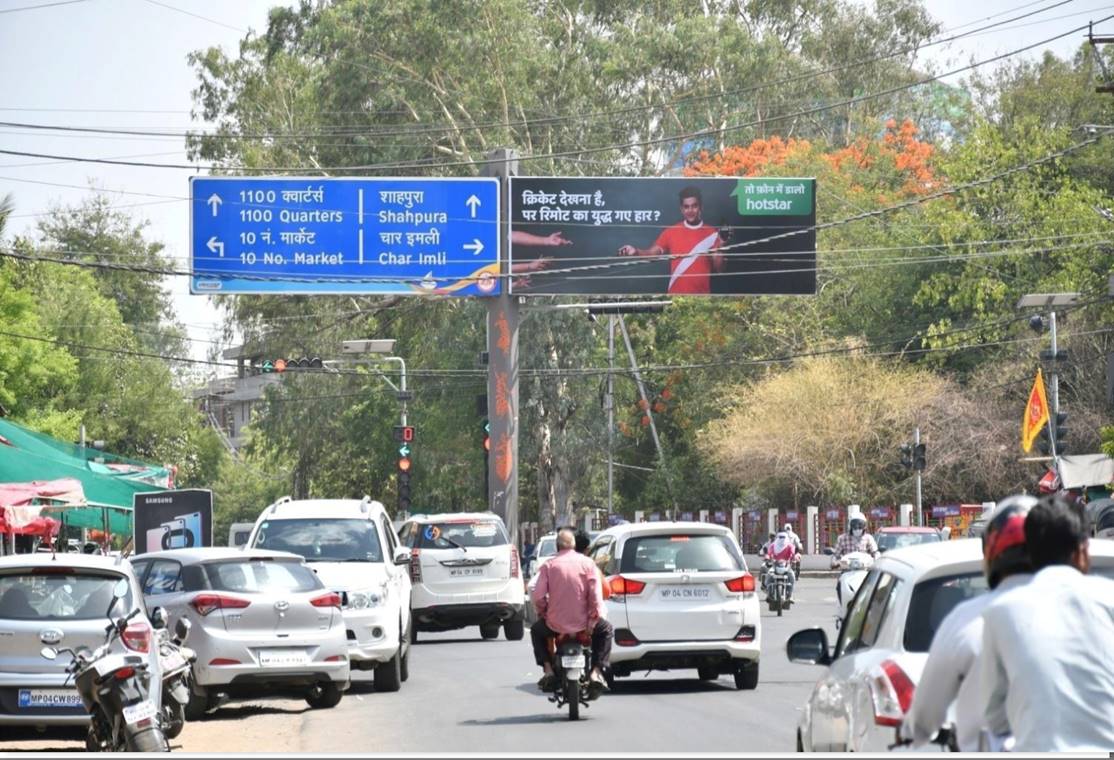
[1021,368,1050,453]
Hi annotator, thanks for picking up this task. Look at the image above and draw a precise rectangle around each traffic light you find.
[482,419,490,452]
[259,357,323,374]
[1039,412,1069,455]
[394,425,415,443]
[899,443,913,469]
[912,443,926,472]
[397,451,412,513]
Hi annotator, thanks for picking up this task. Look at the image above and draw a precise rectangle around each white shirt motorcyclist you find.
[901,574,1029,752]
[976,565,1114,752]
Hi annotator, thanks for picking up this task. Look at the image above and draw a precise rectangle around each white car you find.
[588,522,761,689]
[526,534,557,580]
[786,538,1114,752]
[0,553,160,729]
[397,513,525,641]
[247,496,413,692]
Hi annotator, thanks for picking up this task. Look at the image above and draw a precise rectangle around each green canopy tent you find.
[0,418,171,537]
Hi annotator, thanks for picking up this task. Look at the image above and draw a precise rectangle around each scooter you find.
[154,614,195,740]
[546,632,594,721]
[40,578,168,753]
[765,559,793,616]
[834,551,875,628]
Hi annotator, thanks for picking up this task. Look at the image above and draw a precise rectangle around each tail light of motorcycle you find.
[189,593,251,617]
[310,592,342,609]
[509,546,521,579]
[112,666,136,680]
[869,659,915,726]
[121,621,151,654]
[606,576,646,597]
[409,549,422,583]
[724,574,756,593]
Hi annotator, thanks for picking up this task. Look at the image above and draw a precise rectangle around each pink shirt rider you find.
[767,541,798,562]
[531,548,604,635]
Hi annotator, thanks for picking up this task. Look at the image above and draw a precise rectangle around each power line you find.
[0,0,89,14]
[140,0,246,33]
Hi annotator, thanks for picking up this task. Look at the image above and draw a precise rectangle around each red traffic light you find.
[273,358,287,373]
[483,436,490,452]
[398,456,412,473]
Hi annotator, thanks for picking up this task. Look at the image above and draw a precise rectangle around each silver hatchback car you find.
[131,548,350,718]
[0,552,159,730]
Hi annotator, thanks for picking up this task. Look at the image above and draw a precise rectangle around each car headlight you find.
[347,589,386,609]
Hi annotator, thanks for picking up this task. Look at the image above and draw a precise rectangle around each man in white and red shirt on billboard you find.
[617,186,725,294]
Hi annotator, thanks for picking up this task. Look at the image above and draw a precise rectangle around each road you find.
[2,578,836,753]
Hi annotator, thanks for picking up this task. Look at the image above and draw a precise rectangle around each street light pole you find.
[382,356,408,427]
[1048,310,1059,458]
[607,314,615,516]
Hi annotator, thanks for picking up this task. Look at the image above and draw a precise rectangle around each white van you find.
[228,522,254,548]
[246,496,412,692]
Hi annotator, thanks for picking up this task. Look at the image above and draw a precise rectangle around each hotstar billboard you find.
[508,176,816,296]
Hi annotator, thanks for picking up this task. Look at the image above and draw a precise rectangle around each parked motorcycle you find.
[153,612,195,741]
[40,578,168,752]
[764,559,793,616]
[834,551,875,628]
[546,632,594,721]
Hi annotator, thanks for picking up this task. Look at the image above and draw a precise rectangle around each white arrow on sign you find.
[207,236,225,257]
[465,194,481,218]
[207,193,222,216]
[463,238,484,256]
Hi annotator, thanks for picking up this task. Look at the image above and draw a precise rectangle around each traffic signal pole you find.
[1048,310,1060,459]
[914,426,923,527]
[607,314,615,516]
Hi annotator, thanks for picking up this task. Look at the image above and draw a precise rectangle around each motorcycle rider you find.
[765,531,798,600]
[783,523,803,554]
[900,494,1037,752]
[530,528,609,697]
[831,515,878,603]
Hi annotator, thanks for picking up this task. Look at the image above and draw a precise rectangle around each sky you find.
[0,0,1104,367]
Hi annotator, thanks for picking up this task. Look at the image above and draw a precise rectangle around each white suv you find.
[247,496,412,692]
[588,522,761,689]
[398,513,525,641]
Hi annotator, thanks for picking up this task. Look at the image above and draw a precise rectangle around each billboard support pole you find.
[607,314,615,516]
[484,149,520,544]
[618,315,676,519]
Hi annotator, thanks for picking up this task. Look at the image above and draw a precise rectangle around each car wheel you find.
[480,622,501,640]
[305,682,343,709]
[183,689,211,722]
[374,648,403,692]
[734,660,759,690]
[697,665,718,681]
[503,617,525,641]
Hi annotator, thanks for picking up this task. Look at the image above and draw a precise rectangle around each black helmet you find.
[982,494,1038,589]
[849,516,866,532]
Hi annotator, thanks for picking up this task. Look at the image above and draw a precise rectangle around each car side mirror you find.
[393,548,411,566]
[787,627,832,666]
[150,606,168,630]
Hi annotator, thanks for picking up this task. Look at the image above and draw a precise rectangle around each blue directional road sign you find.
[190,177,500,295]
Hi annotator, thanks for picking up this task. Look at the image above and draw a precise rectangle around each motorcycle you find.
[39,578,168,753]
[764,559,793,616]
[546,632,594,721]
[153,612,195,741]
[834,551,875,628]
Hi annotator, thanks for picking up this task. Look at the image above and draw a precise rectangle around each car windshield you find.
[878,532,941,552]
[621,534,743,573]
[418,520,509,549]
[904,571,988,651]
[253,518,383,563]
[0,570,133,620]
[204,559,321,593]
[537,538,557,557]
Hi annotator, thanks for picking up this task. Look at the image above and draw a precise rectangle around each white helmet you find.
[783,523,793,533]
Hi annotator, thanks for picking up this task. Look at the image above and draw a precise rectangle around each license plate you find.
[122,700,157,725]
[258,648,309,667]
[658,585,712,601]
[561,655,583,668]
[17,689,83,709]
[449,567,484,577]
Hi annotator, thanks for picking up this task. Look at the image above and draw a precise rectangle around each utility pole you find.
[1048,310,1060,458]
[607,314,615,516]
[618,315,676,519]
[483,148,520,544]
[913,426,923,527]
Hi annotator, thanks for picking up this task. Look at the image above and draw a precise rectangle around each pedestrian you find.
[900,494,1037,751]
[976,494,1114,752]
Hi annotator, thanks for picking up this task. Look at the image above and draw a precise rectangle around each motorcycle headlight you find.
[347,589,385,609]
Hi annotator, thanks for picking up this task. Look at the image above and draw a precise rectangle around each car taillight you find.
[310,592,342,609]
[724,574,756,593]
[607,576,646,596]
[869,659,915,726]
[112,666,136,680]
[121,621,151,653]
[209,658,240,666]
[189,593,251,617]
[510,546,520,579]
[324,655,346,662]
[410,549,422,583]
[734,625,756,642]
